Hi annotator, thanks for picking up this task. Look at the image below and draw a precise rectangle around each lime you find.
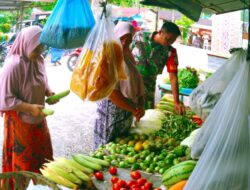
[140,163,147,170]
[173,158,180,165]
[119,161,127,168]
[111,160,118,167]
[131,163,140,171]
[154,166,160,172]
[120,149,127,155]
[159,168,166,174]
[126,157,136,164]
[146,167,153,173]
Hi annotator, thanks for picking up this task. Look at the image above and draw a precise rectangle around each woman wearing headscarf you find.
[94,22,145,149]
[0,26,55,173]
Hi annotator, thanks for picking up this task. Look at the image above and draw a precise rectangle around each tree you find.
[175,15,195,44]
[31,1,58,11]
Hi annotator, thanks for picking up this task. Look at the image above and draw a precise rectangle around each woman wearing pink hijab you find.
[0,26,55,173]
[94,22,145,149]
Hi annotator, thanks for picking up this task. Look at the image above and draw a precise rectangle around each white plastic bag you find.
[26,180,52,190]
[184,49,250,190]
[189,50,245,120]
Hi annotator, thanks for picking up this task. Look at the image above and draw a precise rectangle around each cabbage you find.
[130,109,165,135]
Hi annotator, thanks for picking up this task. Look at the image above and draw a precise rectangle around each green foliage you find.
[109,0,138,7]
[0,32,9,41]
[175,16,194,44]
[205,72,212,79]
[31,1,58,11]
[178,67,199,89]
[0,23,11,33]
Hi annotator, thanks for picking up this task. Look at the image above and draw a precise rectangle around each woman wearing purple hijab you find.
[0,26,55,173]
[94,22,145,149]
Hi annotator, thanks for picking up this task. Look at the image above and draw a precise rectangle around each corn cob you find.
[43,162,82,185]
[72,155,102,171]
[54,157,93,174]
[40,167,78,189]
[161,94,174,102]
[156,104,175,112]
[74,154,109,167]
[158,100,175,107]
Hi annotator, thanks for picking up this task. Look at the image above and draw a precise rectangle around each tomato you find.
[131,184,140,189]
[117,179,127,188]
[111,176,119,184]
[127,180,137,188]
[109,166,118,175]
[144,182,153,189]
[130,170,141,180]
[137,178,147,186]
[94,171,104,180]
[120,188,127,190]
[141,185,150,190]
[131,188,141,190]
[112,183,121,190]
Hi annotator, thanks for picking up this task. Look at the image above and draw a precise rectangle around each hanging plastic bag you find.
[189,50,244,120]
[40,0,95,49]
[184,49,250,190]
[70,10,127,102]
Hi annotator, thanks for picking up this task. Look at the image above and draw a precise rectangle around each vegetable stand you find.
[158,84,193,102]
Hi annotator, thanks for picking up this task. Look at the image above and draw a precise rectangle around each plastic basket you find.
[0,171,60,190]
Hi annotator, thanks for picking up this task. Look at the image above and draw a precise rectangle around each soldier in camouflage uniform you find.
[132,22,185,114]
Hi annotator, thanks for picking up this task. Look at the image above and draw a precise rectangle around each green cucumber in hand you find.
[42,108,54,116]
[46,90,70,104]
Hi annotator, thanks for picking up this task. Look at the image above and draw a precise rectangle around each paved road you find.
[0,56,98,172]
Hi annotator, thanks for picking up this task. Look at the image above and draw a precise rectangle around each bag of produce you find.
[40,0,95,49]
[184,49,250,190]
[189,50,243,120]
[70,11,127,101]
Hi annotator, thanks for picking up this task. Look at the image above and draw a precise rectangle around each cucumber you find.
[46,90,70,104]
[75,154,109,167]
[42,108,54,116]
[162,160,196,188]
[72,155,102,171]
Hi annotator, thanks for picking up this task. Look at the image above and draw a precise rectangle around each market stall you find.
[0,0,249,189]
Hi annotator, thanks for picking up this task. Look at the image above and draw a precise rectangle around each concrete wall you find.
[211,11,242,54]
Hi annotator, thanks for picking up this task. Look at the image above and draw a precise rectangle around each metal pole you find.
[155,7,159,31]
[247,7,250,60]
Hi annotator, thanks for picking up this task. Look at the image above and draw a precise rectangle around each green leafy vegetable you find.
[178,67,199,89]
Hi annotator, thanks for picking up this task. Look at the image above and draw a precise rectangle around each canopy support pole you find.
[247,5,250,60]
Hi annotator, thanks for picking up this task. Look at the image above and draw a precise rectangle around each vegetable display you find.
[178,67,199,89]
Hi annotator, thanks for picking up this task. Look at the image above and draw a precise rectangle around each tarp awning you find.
[141,0,250,21]
[0,0,55,11]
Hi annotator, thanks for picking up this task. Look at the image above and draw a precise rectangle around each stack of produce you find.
[162,67,200,89]
[93,167,162,190]
[91,133,193,176]
[40,154,109,189]
[178,67,199,89]
[155,94,175,114]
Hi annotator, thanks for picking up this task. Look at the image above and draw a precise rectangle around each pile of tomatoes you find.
[94,167,162,190]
